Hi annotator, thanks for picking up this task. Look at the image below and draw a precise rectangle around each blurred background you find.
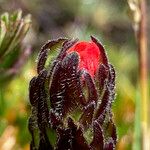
[0,0,149,149]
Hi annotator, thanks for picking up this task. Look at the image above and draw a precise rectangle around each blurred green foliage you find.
[0,10,31,86]
[0,0,149,149]
[0,9,32,149]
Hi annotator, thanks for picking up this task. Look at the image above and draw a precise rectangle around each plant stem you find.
[138,0,149,149]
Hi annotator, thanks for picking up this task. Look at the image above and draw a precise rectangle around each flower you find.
[29,36,117,150]
[68,41,101,77]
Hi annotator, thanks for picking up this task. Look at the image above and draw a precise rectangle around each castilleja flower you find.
[29,36,117,150]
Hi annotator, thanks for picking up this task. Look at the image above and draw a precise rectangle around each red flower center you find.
[68,41,101,77]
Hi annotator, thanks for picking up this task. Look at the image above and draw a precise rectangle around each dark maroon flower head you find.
[29,36,117,150]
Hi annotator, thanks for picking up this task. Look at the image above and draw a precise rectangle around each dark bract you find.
[29,36,117,150]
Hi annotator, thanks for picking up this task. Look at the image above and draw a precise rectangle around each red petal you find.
[68,41,101,77]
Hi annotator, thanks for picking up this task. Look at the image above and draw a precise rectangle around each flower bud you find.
[29,36,117,150]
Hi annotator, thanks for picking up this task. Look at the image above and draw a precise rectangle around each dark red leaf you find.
[81,70,98,104]
[97,64,109,93]
[79,102,95,130]
[68,118,90,150]
[37,38,67,74]
[29,77,39,106]
[91,36,108,66]
[104,138,115,150]
[90,121,104,150]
